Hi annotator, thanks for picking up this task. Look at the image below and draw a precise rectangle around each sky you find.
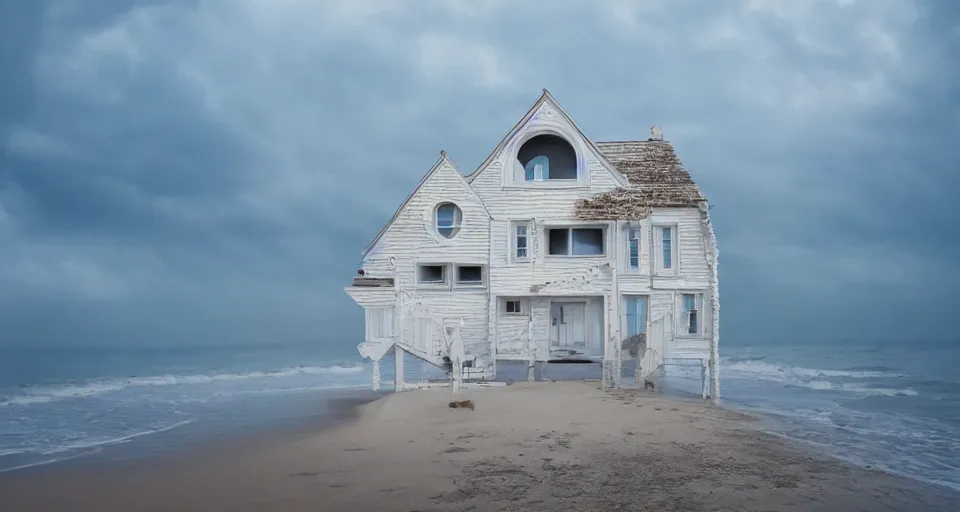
[1,0,958,348]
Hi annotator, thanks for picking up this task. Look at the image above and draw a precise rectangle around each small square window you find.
[456,265,484,285]
[504,299,523,314]
[417,265,446,284]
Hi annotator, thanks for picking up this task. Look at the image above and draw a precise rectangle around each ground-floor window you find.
[680,292,704,336]
[623,295,648,337]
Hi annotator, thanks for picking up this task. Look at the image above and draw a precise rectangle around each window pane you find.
[457,266,483,283]
[437,205,454,224]
[517,247,527,258]
[572,228,603,255]
[625,297,638,336]
[625,296,648,336]
[548,229,569,255]
[629,239,639,269]
[436,203,461,239]
[516,225,527,236]
[419,265,444,283]
[662,227,672,268]
[689,310,698,334]
[682,294,695,311]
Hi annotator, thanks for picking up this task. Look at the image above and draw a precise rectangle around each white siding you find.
[360,157,492,363]
[348,94,719,383]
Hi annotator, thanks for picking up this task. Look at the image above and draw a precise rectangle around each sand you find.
[2,381,958,511]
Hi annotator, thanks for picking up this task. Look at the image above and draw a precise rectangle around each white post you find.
[395,345,405,391]
[371,359,381,391]
[701,359,708,399]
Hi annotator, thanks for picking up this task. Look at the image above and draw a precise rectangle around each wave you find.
[721,359,909,380]
[661,358,917,398]
[0,364,366,407]
[0,447,105,475]
[36,418,198,456]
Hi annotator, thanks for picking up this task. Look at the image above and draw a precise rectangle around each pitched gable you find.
[361,152,489,260]
[465,89,629,188]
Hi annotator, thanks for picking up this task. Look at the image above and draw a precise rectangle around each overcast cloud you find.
[1,0,958,347]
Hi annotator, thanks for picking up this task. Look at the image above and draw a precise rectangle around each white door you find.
[550,302,587,348]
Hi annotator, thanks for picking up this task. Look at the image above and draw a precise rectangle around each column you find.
[394,344,405,391]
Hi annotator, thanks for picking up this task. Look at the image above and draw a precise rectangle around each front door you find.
[550,302,587,348]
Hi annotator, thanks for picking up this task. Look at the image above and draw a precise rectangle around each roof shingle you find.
[575,140,706,220]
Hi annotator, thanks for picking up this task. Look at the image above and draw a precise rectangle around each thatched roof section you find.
[575,140,706,220]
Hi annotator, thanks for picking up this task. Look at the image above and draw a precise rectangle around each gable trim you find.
[360,151,489,259]
[464,89,629,187]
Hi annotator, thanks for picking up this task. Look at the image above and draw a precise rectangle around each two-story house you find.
[345,90,720,400]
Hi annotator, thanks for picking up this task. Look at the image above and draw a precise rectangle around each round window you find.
[435,203,462,239]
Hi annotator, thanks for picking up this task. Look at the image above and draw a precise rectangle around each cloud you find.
[0,0,957,347]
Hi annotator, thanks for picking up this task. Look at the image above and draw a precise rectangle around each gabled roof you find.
[465,89,629,187]
[575,139,707,220]
[360,151,485,259]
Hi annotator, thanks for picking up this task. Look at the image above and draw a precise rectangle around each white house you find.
[345,90,720,400]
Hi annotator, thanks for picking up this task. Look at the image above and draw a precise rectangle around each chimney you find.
[648,125,663,141]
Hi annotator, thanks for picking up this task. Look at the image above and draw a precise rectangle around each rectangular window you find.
[417,264,446,285]
[504,299,523,314]
[456,265,484,285]
[681,293,703,336]
[654,225,677,273]
[624,296,648,337]
[515,224,529,260]
[628,228,640,271]
[662,226,673,269]
[547,227,605,256]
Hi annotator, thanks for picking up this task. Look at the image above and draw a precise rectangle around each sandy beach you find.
[2,381,957,511]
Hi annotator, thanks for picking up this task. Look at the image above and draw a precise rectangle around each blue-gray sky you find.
[1,0,958,348]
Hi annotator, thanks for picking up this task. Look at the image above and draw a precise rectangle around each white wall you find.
[359,157,492,364]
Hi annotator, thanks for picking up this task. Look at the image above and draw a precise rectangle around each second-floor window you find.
[515,224,529,260]
[547,227,604,256]
[654,225,677,273]
[627,228,640,271]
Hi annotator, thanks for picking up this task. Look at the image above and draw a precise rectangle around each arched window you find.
[524,155,550,181]
[517,134,577,181]
[435,203,462,239]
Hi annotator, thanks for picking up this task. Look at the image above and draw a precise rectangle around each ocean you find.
[1,340,958,493]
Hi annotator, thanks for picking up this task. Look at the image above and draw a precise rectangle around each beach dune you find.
[2,381,957,511]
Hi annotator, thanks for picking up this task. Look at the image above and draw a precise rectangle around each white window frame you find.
[416,263,449,287]
[504,129,590,189]
[454,264,486,288]
[626,226,641,272]
[677,292,704,338]
[511,221,531,262]
[545,226,607,257]
[434,202,463,240]
[621,295,649,338]
[502,298,526,315]
[653,224,678,275]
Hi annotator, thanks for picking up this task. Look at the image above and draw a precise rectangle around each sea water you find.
[663,339,960,492]
[1,339,958,493]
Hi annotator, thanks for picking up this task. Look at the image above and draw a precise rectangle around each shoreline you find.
[0,386,388,477]
[2,381,958,511]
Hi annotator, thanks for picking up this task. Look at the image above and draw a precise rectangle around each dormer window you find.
[516,134,578,182]
[435,203,462,239]
[524,155,549,180]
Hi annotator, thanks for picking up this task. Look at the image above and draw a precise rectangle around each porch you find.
[495,295,606,363]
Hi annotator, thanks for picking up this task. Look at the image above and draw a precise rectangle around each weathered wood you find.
[344,89,720,395]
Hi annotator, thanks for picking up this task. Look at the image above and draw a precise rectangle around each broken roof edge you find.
[359,150,488,260]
